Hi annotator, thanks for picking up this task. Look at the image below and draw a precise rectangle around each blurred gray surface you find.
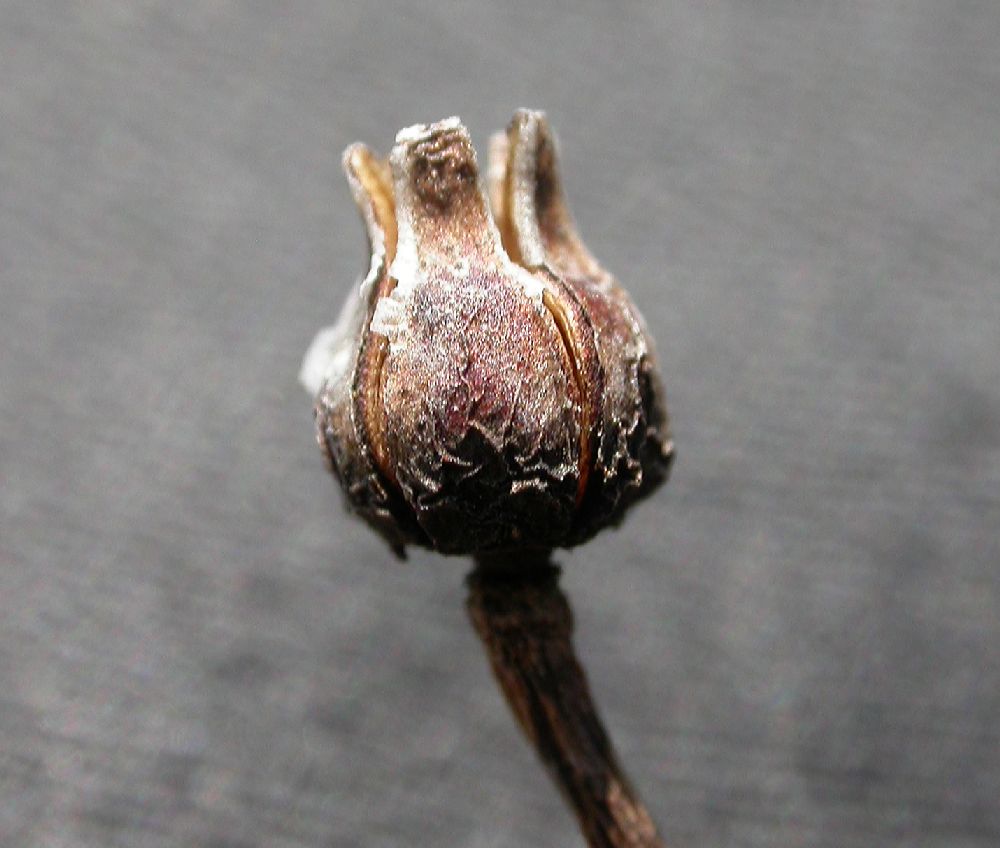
[2,2,999,846]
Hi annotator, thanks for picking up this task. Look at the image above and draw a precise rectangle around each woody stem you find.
[467,556,667,848]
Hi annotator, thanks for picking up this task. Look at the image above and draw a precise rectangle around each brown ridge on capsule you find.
[375,121,584,553]
[489,110,674,540]
[489,131,600,509]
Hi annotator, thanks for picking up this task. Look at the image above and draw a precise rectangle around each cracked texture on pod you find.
[301,111,673,556]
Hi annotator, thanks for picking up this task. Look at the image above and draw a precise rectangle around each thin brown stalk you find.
[467,557,667,848]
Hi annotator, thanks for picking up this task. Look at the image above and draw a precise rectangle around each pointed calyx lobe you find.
[312,113,672,556]
[490,110,674,541]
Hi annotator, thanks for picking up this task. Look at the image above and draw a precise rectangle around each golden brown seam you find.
[541,289,592,506]
[499,127,524,267]
[349,148,400,490]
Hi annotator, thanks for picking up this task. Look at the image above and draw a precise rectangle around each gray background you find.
[2,2,999,846]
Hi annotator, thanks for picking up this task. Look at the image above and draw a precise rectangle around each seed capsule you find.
[301,111,673,556]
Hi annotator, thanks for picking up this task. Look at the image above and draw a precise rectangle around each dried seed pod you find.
[301,111,673,556]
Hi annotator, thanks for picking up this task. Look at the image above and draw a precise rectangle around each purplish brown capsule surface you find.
[301,111,673,556]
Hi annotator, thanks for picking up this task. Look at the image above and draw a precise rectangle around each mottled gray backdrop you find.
[2,2,998,846]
